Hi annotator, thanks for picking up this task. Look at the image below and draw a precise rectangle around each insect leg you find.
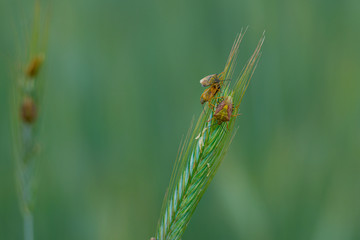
[208,102,216,110]
[220,123,227,132]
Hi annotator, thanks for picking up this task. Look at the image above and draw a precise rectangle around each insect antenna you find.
[221,78,232,82]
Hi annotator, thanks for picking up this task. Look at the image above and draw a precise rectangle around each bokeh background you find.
[1,0,360,239]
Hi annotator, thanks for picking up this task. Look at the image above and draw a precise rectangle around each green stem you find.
[24,210,34,240]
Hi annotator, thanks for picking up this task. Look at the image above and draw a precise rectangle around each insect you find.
[21,96,37,124]
[200,82,221,107]
[211,96,240,127]
[26,54,45,78]
[199,72,229,108]
[199,72,224,87]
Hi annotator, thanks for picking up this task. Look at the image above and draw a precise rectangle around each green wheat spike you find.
[155,30,265,240]
[11,2,49,240]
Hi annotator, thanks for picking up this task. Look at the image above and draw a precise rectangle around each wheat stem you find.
[24,211,34,240]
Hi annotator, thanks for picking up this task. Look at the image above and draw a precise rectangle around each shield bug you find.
[212,96,240,127]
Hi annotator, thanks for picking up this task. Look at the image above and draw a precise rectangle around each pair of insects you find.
[199,73,240,127]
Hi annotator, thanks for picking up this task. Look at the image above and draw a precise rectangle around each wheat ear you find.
[11,2,49,240]
[154,30,265,240]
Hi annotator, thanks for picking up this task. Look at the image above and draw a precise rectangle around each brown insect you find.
[200,82,221,106]
[26,54,45,78]
[21,96,37,124]
[199,72,224,87]
[199,72,229,108]
[212,96,240,127]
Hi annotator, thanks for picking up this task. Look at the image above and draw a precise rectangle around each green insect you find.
[211,96,240,127]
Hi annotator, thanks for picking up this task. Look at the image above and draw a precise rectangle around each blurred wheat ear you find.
[154,30,265,240]
[11,2,49,240]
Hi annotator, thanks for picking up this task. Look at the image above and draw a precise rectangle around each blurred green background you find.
[1,0,360,239]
